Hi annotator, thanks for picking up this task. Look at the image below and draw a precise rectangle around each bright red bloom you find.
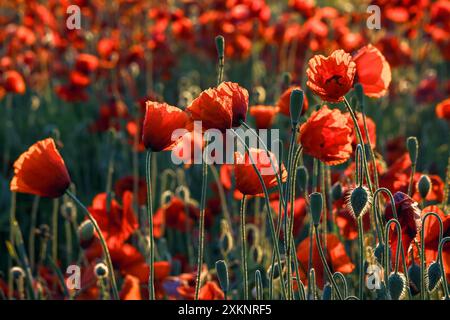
[352,44,391,98]
[296,233,355,288]
[3,70,26,94]
[306,50,356,102]
[249,105,279,129]
[199,281,225,300]
[436,98,450,120]
[88,191,138,247]
[217,81,249,127]
[75,53,99,74]
[10,138,71,198]
[114,176,147,206]
[335,206,371,241]
[234,148,287,196]
[344,112,377,149]
[276,86,309,117]
[270,196,307,238]
[375,36,412,68]
[142,101,189,152]
[120,275,142,300]
[299,106,352,165]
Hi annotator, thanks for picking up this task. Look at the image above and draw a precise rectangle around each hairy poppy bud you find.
[407,136,418,165]
[215,35,225,59]
[417,175,431,199]
[94,262,109,279]
[297,166,308,193]
[347,186,372,219]
[78,220,94,247]
[331,182,342,202]
[388,272,407,300]
[426,261,442,293]
[408,261,421,295]
[310,192,323,227]
[215,260,229,294]
[289,89,304,127]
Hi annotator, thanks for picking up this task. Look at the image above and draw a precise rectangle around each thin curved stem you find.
[332,272,348,299]
[240,196,248,299]
[145,150,155,300]
[357,216,364,299]
[384,219,403,288]
[66,190,119,300]
[438,237,450,299]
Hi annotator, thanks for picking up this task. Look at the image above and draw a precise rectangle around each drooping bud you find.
[407,261,422,295]
[94,262,109,279]
[78,220,94,247]
[426,261,442,293]
[347,185,372,219]
[289,89,304,127]
[309,192,323,227]
[331,182,342,202]
[10,266,25,279]
[297,166,308,193]
[215,260,229,294]
[388,272,407,300]
[417,175,431,200]
[407,136,419,165]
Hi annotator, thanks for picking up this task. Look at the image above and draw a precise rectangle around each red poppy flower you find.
[217,81,249,127]
[75,53,99,74]
[352,44,391,98]
[379,153,411,193]
[120,275,142,300]
[344,112,377,149]
[375,36,412,68]
[436,98,450,120]
[306,49,356,102]
[3,70,26,94]
[385,192,422,269]
[299,106,352,165]
[335,206,371,241]
[270,196,307,238]
[142,101,189,152]
[276,86,309,117]
[234,148,287,196]
[10,138,71,198]
[249,105,279,129]
[114,176,147,206]
[88,191,138,247]
[171,131,204,167]
[199,281,225,300]
[296,233,355,288]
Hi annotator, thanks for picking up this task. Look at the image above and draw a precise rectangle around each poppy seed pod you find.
[406,136,418,165]
[407,261,421,295]
[78,220,94,246]
[388,272,407,300]
[309,192,323,227]
[417,175,432,199]
[297,166,309,193]
[215,260,229,293]
[426,261,442,293]
[289,89,304,127]
[347,185,372,219]
[94,262,109,279]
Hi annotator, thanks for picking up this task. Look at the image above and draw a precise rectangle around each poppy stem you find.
[240,195,249,299]
[384,219,405,293]
[65,190,120,300]
[231,129,287,299]
[51,198,59,265]
[357,216,364,299]
[420,212,444,300]
[313,226,344,300]
[145,150,156,300]
[438,237,450,299]
[194,146,208,300]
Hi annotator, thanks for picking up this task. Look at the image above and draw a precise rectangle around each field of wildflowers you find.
[0,0,449,302]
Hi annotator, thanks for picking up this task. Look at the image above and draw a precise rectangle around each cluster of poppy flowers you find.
[0,0,449,301]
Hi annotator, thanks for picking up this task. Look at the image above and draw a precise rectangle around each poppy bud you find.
[331,182,342,202]
[282,72,291,90]
[78,220,94,247]
[347,186,372,219]
[406,136,418,165]
[388,272,407,300]
[215,260,229,294]
[297,166,308,193]
[215,35,224,59]
[426,261,442,293]
[417,175,431,199]
[289,89,304,127]
[322,283,332,300]
[408,261,421,295]
[309,192,323,227]
[94,262,109,279]
[10,266,25,279]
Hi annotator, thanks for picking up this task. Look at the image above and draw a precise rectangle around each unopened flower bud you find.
[94,262,109,279]
[407,136,419,165]
[289,89,304,127]
[309,192,323,227]
[417,175,431,199]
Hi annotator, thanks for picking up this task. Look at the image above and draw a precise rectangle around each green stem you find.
[357,216,364,299]
[51,198,59,264]
[66,190,120,300]
[240,196,248,299]
[145,150,155,300]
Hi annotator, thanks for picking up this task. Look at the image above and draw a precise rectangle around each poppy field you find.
[0,0,450,302]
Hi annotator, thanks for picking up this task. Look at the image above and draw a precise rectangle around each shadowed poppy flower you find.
[171,131,204,167]
[352,44,391,98]
[142,101,189,152]
[276,86,309,117]
[88,191,138,247]
[344,112,377,149]
[270,196,307,238]
[335,206,371,240]
[299,106,352,165]
[436,98,450,120]
[296,233,355,288]
[114,176,147,206]
[249,105,279,129]
[3,70,26,94]
[234,148,287,196]
[10,138,71,198]
[120,275,142,300]
[75,53,99,74]
[199,281,225,300]
[306,50,356,102]
[217,81,249,126]
[385,192,422,269]
[375,36,412,68]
